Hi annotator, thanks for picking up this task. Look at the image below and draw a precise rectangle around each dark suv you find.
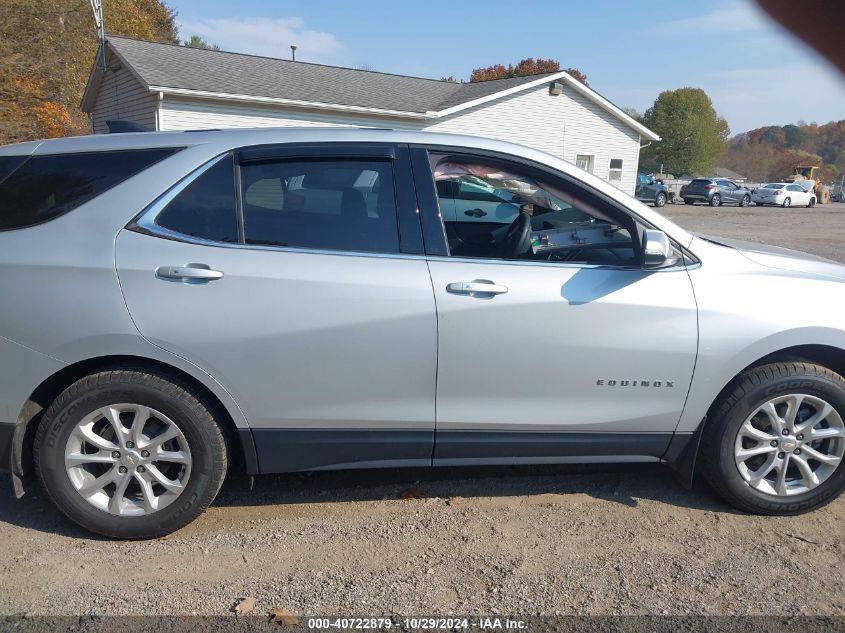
[681,178,751,207]
[635,173,669,207]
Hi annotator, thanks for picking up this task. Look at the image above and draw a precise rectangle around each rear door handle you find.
[156,264,224,281]
[446,280,508,296]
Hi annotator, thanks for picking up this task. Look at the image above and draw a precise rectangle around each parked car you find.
[2,129,845,538]
[682,178,752,207]
[635,172,669,207]
[752,182,817,208]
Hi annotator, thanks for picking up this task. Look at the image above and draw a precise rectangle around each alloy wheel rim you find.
[64,403,192,516]
[734,394,844,496]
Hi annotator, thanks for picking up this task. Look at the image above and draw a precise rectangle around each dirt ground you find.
[0,202,843,618]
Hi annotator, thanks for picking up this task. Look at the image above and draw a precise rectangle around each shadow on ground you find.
[0,462,737,539]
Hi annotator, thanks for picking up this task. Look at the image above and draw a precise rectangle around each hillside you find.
[722,120,845,183]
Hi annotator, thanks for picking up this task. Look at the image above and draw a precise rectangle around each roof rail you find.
[106,120,151,133]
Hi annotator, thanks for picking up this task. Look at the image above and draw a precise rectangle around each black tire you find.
[654,192,667,207]
[684,198,694,205]
[782,197,791,208]
[740,195,750,207]
[710,194,721,207]
[34,370,228,538]
[700,362,845,515]
[808,197,816,208]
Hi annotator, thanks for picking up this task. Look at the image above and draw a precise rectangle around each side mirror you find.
[642,230,680,268]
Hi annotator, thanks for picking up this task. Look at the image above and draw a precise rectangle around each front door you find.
[412,148,698,464]
[116,145,437,472]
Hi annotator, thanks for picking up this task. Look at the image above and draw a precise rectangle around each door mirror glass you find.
[642,230,680,268]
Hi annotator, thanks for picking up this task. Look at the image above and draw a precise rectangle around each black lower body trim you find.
[252,428,434,473]
[0,421,14,474]
[434,430,673,464]
[250,428,676,474]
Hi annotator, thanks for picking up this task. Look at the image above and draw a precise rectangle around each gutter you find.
[148,86,430,120]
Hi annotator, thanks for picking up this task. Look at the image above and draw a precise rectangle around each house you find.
[81,36,660,195]
[714,167,748,183]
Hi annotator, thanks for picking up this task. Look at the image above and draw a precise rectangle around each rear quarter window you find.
[0,148,180,231]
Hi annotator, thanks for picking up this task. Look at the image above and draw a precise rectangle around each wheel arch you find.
[668,343,845,488]
[12,354,258,489]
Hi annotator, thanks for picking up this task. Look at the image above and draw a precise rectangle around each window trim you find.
[574,153,595,174]
[410,144,696,271]
[608,158,624,183]
[130,143,425,257]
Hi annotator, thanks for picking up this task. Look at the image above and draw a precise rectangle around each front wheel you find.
[808,197,816,208]
[700,362,845,515]
[740,195,750,207]
[34,369,229,538]
[710,194,721,207]
[782,197,791,208]
[654,192,667,207]
[684,198,694,205]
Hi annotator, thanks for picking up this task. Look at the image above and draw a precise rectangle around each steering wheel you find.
[501,211,532,259]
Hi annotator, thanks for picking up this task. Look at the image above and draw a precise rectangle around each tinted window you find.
[156,156,238,243]
[0,148,178,231]
[241,159,399,253]
[433,158,637,266]
[0,155,28,184]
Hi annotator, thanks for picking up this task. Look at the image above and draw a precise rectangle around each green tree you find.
[183,35,221,51]
[639,88,729,176]
[783,123,809,149]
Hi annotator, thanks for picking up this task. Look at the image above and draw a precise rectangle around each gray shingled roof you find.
[105,36,556,114]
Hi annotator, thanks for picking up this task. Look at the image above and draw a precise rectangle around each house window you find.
[575,154,594,173]
[609,158,623,182]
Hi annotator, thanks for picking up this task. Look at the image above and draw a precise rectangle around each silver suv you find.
[1,129,843,538]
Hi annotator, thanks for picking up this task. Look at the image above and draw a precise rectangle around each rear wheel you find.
[710,194,721,207]
[701,362,845,515]
[782,197,792,208]
[654,192,667,207]
[34,370,228,538]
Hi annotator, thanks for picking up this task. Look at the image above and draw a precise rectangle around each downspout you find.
[155,91,163,131]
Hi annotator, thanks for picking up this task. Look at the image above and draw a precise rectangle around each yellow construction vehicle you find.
[786,165,829,203]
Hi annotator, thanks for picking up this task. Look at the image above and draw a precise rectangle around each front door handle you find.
[156,264,224,282]
[446,280,508,296]
[464,208,487,217]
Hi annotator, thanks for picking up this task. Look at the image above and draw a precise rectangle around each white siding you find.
[90,64,157,134]
[158,85,642,194]
[424,84,641,194]
[160,98,423,132]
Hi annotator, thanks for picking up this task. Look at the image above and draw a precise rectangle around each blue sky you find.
[166,0,845,134]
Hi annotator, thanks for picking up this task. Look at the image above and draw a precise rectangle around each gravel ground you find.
[0,202,843,618]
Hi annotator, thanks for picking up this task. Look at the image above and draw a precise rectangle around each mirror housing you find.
[642,230,680,268]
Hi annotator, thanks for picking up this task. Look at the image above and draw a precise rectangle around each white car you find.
[752,183,817,208]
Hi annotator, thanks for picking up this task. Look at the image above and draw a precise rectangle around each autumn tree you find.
[0,0,178,144]
[723,120,845,182]
[183,35,221,51]
[469,58,587,84]
[639,88,729,176]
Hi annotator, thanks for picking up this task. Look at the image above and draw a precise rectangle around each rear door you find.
[116,143,437,473]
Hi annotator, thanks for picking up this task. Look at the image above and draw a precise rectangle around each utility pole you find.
[89,0,106,71]
[290,45,297,61]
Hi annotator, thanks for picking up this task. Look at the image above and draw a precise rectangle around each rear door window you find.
[0,148,179,231]
[155,155,239,243]
[240,159,400,253]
